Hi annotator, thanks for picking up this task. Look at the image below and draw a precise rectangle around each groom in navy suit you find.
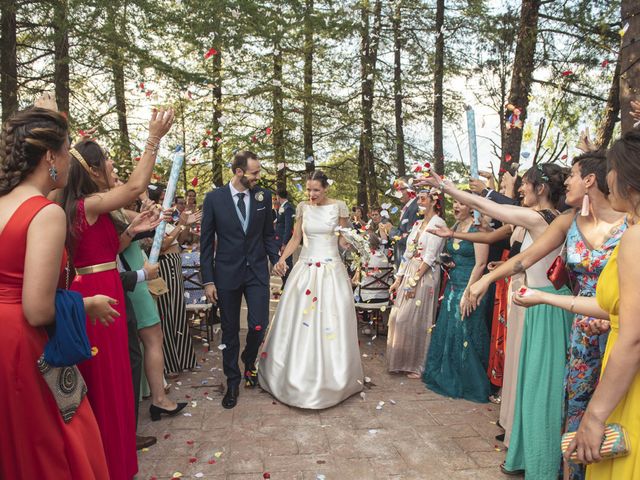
[200,151,281,409]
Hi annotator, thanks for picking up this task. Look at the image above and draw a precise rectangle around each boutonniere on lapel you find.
[254,191,264,202]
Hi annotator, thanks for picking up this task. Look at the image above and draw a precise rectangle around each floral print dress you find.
[564,217,626,480]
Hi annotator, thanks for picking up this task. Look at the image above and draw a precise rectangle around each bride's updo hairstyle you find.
[308,169,329,188]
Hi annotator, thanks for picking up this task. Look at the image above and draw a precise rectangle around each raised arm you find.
[466,212,573,309]
[84,109,174,220]
[429,223,512,245]
[416,173,547,234]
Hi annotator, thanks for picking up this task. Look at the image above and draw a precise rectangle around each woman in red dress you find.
[60,108,174,479]
[0,108,117,478]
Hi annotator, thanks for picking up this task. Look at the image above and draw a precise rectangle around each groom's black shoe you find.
[244,368,258,388]
[222,385,239,409]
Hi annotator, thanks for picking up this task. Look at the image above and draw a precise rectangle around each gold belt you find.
[75,261,117,275]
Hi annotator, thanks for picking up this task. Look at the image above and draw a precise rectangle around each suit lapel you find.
[224,183,246,236]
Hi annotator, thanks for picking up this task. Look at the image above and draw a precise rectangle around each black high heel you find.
[149,402,187,421]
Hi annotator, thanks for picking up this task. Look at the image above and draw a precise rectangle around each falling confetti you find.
[91,346,99,356]
[204,47,218,59]
[218,344,227,350]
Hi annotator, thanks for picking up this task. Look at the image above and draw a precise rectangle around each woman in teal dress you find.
[423,199,490,403]
[420,164,572,479]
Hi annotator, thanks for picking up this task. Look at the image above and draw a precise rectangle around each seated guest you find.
[351,205,366,230]
[368,205,393,248]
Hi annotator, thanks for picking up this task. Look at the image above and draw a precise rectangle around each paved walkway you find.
[137,331,511,479]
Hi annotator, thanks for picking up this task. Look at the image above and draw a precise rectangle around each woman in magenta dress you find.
[61,109,174,479]
[0,108,117,478]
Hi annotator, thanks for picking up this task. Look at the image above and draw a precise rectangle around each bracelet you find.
[125,228,134,239]
[570,296,576,313]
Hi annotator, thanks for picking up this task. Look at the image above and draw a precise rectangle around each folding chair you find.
[181,251,219,350]
[354,266,394,336]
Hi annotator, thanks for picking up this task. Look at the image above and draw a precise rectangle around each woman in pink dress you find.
[60,109,174,479]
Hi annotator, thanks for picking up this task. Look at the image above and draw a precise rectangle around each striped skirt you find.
[157,253,196,373]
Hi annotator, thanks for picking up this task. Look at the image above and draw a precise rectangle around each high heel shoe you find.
[149,402,187,421]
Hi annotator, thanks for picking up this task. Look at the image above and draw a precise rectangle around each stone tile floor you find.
[136,327,513,479]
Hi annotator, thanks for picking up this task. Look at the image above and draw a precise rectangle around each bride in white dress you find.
[258,170,364,409]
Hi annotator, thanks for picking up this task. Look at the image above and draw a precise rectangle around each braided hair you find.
[0,108,68,195]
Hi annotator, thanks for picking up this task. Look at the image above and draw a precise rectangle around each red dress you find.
[71,198,137,479]
[0,196,109,479]
[487,249,510,388]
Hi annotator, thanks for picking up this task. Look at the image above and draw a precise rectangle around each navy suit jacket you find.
[200,184,280,290]
[274,201,295,248]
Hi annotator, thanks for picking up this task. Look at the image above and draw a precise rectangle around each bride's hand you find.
[389,278,401,295]
[273,261,288,277]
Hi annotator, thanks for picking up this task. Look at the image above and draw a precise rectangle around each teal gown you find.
[422,229,490,403]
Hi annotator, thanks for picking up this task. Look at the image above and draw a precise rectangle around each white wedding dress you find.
[258,200,364,409]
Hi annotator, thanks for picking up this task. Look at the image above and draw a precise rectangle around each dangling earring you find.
[49,165,58,181]
[581,194,590,216]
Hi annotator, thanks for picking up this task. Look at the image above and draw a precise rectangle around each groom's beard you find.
[240,175,254,189]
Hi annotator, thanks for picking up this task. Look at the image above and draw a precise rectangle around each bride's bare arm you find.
[273,207,304,276]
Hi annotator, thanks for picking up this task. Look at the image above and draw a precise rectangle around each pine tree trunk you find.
[433,0,445,176]
[501,0,541,172]
[109,2,131,160]
[273,38,286,192]
[358,0,382,211]
[303,0,315,174]
[619,0,640,134]
[595,58,620,149]
[211,47,223,187]
[392,0,406,177]
[357,2,370,211]
[53,0,69,115]
[1,1,17,122]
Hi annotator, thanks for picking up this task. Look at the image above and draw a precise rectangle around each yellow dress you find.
[587,245,640,479]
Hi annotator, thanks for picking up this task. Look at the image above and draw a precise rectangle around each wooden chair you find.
[181,251,219,350]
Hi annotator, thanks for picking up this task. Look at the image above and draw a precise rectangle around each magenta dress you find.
[70,199,137,479]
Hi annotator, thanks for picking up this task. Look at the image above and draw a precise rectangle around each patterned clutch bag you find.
[561,423,630,463]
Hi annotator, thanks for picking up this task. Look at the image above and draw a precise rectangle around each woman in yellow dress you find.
[513,129,640,478]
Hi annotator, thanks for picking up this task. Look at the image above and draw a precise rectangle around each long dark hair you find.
[61,140,111,254]
[607,129,640,212]
[0,108,68,195]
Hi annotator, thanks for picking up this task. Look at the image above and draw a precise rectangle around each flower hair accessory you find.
[536,166,550,183]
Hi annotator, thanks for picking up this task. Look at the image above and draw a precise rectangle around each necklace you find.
[452,218,473,250]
